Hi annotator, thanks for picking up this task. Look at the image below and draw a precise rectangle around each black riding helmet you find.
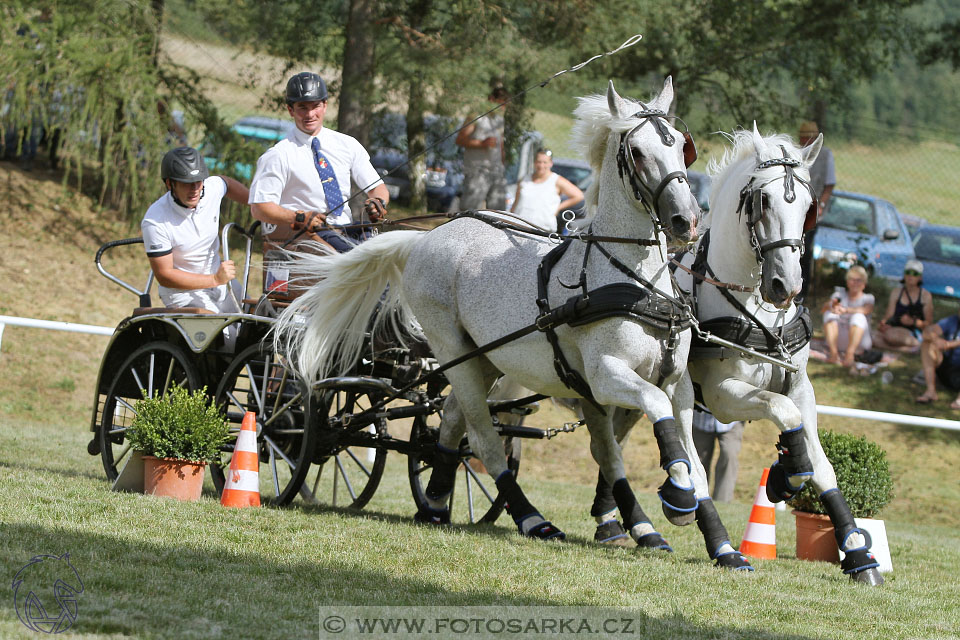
[286,72,328,104]
[161,146,209,183]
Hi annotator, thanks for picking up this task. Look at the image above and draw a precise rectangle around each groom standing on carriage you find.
[248,71,390,295]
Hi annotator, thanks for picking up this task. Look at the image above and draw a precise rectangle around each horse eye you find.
[631,147,642,163]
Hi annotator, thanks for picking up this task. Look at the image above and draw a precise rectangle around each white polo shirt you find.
[141,176,227,301]
[248,125,383,228]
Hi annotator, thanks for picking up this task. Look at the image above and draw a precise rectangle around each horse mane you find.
[568,90,654,226]
[702,128,811,233]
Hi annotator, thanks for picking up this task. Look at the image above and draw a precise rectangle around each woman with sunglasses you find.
[874,259,934,352]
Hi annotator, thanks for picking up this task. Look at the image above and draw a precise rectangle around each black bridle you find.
[735,147,817,265]
[615,108,697,239]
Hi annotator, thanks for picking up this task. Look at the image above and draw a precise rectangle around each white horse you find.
[275,78,702,542]
[592,125,884,584]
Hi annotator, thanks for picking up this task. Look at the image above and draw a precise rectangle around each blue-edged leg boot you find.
[591,471,631,546]
[611,477,672,551]
[821,489,883,586]
[766,427,814,503]
[653,418,698,525]
[414,444,457,525]
[697,499,753,570]
[496,471,565,541]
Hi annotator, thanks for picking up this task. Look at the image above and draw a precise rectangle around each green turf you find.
[2,415,959,639]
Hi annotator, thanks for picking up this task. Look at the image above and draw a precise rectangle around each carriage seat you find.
[132,306,215,317]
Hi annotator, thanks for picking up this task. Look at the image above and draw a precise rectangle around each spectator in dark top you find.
[916,309,960,408]
[874,259,934,352]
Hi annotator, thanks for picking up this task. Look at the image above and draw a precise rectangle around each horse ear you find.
[751,121,765,158]
[800,133,823,167]
[651,75,674,112]
[607,80,624,118]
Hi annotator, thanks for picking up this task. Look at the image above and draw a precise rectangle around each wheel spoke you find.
[465,466,475,523]
[343,448,374,479]
[269,445,280,497]
[271,365,289,416]
[243,362,263,412]
[334,455,359,501]
[263,434,297,470]
[162,357,177,396]
[147,353,155,398]
[116,396,137,414]
[225,389,247,416]
[262,392,303,428]
[129,367,144,398]
[463,462,497,504]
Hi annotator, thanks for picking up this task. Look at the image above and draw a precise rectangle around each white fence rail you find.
[2,315,959,432]
[0,315,113,350]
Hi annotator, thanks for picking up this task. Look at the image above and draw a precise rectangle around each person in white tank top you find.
[510,150,584,232]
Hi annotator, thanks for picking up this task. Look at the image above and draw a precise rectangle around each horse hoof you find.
[413,506,450,525]
[715,552,754,571]
[850,567,884,586]
[658,478,698,526]
[525,520,566,541]
[594,520,632,547]
[635,531,673,552]
[661,505,697,527]
[765,463,797,503]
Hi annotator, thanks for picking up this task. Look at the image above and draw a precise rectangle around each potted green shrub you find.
[789,430,894,566]
[128,384,230,501]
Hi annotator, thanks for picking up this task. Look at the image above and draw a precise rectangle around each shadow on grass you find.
[0,459,104,483]
[0,522,818,640]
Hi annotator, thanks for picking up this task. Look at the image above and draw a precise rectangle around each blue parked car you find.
[812,190,915,280]
[910,224,960,299]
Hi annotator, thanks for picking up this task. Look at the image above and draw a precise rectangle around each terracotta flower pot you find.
[143,456,206,501]
[792,509,840,562]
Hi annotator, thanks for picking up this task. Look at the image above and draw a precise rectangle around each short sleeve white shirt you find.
[141,176,227,300]
[248,125,383,227]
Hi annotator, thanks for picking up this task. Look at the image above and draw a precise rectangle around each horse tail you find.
[272,230,425,382]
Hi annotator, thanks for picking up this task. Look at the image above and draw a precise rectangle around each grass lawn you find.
[2,416,959,640]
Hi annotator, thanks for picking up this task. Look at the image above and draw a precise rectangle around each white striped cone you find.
[740,467,776,559]
[221,411,260,508]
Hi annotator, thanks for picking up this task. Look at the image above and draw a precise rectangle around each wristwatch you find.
[295,211,306,224]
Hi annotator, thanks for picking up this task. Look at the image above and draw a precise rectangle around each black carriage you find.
[88,223,568,522]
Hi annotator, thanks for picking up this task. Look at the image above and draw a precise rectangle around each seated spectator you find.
[915,309,960,408]
[821,265,874,367]
[874,259,933,352]
[691,406,745,503]
[142,146,249,316]
[510,149,584,232]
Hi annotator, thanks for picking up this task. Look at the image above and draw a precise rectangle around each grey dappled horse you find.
[591,125,884,584]
[275,78,702,541]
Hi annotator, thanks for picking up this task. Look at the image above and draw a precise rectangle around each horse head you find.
[607,78,700,243]
[572,78,700,244]
[739,122,820,307]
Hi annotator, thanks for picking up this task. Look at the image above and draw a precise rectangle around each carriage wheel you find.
[407,393,522,525]
[296,386,388,509]
[98,341,200,481]
[211,343,316,506]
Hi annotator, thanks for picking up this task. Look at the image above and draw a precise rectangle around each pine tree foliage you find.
[0,0,247,220]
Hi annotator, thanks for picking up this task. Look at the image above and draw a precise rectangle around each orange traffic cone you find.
[739,467,776,559]
[220,411,261,508]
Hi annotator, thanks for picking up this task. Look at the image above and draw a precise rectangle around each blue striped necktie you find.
[311,137,344,214]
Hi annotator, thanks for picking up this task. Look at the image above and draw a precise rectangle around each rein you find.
[282,34,644,250]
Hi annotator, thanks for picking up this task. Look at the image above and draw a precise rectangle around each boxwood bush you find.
[128,384,230,465]
[789,430,893,518]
